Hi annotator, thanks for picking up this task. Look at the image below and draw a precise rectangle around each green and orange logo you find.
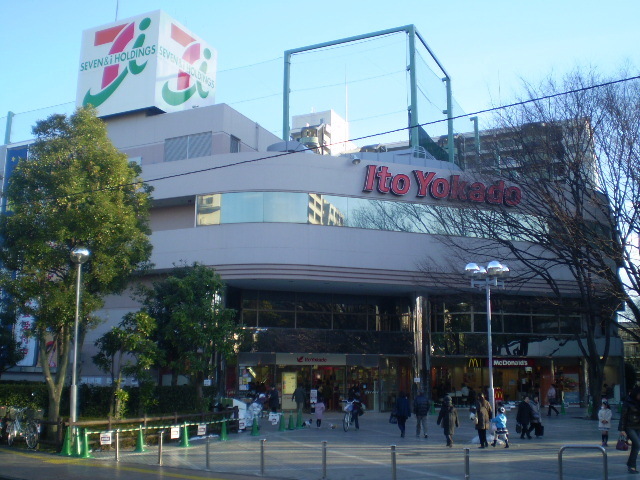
[81,17,155,107]
[159,23,214,106]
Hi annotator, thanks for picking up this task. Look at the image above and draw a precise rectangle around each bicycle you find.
[6,407,40,449]
[342,400,355,431]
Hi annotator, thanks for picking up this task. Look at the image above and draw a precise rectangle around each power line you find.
[7,74,640,206]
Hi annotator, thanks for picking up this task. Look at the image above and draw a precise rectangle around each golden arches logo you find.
[468,358,481,368]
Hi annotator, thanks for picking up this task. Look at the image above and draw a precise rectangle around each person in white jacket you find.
[599,399,612,446]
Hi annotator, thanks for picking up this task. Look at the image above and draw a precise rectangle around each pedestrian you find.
[395,391,411,437]
[292,385,306,416]
[268,384,280,413]
[618,385,640,474]
[547,384,560,416]
[315,395,326,428]
[516,396,533,440]
[475,393,493,448]
[437,395,459,447]
[598,399,612,446]
[347,384,363,430]
[413,390,430,438]
[528,394,543,438]
[490,406,509,448]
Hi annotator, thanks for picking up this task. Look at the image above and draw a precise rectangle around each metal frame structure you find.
[282,25,454,163]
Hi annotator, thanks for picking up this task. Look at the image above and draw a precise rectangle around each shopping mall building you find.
[1,11,623,411]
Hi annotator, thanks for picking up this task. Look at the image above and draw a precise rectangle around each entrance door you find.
[312,366,346,411]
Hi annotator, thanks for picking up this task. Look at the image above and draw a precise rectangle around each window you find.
[230,136,240,153]
[164,132,212,162]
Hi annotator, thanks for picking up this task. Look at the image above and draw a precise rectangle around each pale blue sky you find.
[1,0,638,142]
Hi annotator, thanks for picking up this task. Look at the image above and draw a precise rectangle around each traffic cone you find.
[430,402,436,415]
[251,417,260,436]
[296,411,303,429]
[278,414,286,432]
[72,428,82,457]
[561,402,566,415]
[79,428,95,459]
[219,419,228,441]
[59,426,73,456]
[287,413,295,430]
[179,423,191,448]
[133,425,147,453]
[587,402,593,417]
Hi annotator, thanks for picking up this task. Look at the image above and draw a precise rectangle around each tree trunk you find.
[40,327,70,440]
[586,356,605,420]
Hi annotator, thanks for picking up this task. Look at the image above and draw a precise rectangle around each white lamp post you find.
[464,260,510,414]
[70,246,90,426]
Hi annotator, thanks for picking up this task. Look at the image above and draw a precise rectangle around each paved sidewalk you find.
[0,408,632,480]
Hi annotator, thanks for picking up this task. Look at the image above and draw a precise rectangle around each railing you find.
[558,445,607,480]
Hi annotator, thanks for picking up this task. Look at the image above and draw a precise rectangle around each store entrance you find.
[311,366,346,411]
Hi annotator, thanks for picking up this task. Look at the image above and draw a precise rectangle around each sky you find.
[1,0,638,144]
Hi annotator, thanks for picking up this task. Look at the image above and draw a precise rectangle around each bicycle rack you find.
[558,445,607,480]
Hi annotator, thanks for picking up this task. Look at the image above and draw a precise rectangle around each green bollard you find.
[79,428,95,459]
[251,417,260,436]
[219,419,228,441]
[133,425,147,453]
[430,402,436,415]
[179,423,191,448]
[561,402,566,415]
[287,413,295,430]
[59,426,73,456]
[278,413,286,432]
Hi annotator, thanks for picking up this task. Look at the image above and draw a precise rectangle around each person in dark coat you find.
[413,390,430,438]
[618,386,640,474]
[516,396,533,440]
[268,385,280,413]
[437,395,459,447]
[395,391,411,437]
[475,393,493,448]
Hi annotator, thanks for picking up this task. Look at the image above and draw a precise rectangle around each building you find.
[0,12,624,410]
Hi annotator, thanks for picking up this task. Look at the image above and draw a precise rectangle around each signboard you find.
[77,10,217,117]
[15,316,37,367]
[490,358,535,368]
[276,353,347,366]
[197,424,206,436]
[310,389,318,405]
[362,165,522,207]
[100,432,112,445]
[170,427,180,439]
[203,379,212,387]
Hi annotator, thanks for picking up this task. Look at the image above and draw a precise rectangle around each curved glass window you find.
[196,192,542,241]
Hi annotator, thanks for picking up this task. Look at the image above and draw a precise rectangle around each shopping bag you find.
[389,413,398,424]
[617,436,630,451]
[534,423,544,437]
[515,423,522,434]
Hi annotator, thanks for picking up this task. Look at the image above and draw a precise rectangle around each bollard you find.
[219,419,228,441]
[59,426,73,456]
[278,413,286,432]
[115,430,120,463]
[80,428,95,459]
[158,430,164,466]
[179,422,191,448]
[260,438,266,476]
[464,447,470,479]
[205,435,211,471]
[391,445,397,480]
[287,413,295,430]
[322,440,327,480]
[134,425,147,453]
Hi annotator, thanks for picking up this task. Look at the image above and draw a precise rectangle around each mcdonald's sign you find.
[468,358,481,368]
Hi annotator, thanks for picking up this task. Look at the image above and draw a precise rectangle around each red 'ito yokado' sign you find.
[362,165,522,207]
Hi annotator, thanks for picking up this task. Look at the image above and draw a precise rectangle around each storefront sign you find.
[468,358,481,368]
[490,358,535,368]
[362,165,522,207]
[276,353,347,366]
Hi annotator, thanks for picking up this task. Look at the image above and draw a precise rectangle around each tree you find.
[0,106,153,425]
[0,315,24,378]
[93,311,157,418]
[439,68,639,417]
[142,263,239,403]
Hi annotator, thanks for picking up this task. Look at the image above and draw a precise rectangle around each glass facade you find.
[195,192,542,240]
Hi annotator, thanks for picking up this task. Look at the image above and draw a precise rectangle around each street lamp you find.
[464,260,510,413]
[70,246,90,426]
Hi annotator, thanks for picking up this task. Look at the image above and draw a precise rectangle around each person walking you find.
[268,385,280,413]
[414,390,430,438]
[618,386,640,474]
[598,399,612,446]
[490,406,509,448]
[516,396,533,440]
[437,395,459,447]
[528,394,543,438]
[315,395,326,428]
[348,385,363,430]
[547,384,560,416]
[292,385,306,416]
[475,393,493,448]
[395,391,411,437]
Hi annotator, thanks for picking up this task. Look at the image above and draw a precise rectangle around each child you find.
[490,406,509,448]
[436,395,459,447]
[315,395,326,428]
[598,399,612,446]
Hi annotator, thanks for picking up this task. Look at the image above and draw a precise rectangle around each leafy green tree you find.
[93,311,157,418]
[0,106,153,425]
[0,313,24,377]
[143,263,239,402]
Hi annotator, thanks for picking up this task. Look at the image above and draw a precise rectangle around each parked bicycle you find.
[5,407,40,449]
[342,400,355,431]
